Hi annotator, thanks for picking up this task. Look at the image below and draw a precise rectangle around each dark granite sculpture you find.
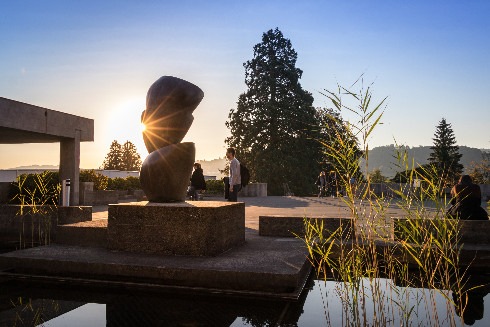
[140,76,204,202]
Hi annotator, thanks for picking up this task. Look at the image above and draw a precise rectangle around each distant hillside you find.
[366,145,489,178]
[10,147,486,181]
[7,164,59,170]
[196,158,226,179]
[6,161,229,179]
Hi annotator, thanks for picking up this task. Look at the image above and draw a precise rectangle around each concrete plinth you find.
[0,205,92,248]
[0,229,311,298]
[56,220,108,248]
[259,215,354,239]
[108,201,245,256]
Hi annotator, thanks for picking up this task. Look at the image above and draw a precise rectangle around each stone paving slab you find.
[91,196,407,230]
[0,229,310,299]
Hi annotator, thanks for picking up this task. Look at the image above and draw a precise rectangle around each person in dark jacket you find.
[447,175,488,220]
[316,171,326,197]
[189,163,206,200]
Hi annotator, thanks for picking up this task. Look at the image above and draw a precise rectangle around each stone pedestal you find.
[107,201,245,256]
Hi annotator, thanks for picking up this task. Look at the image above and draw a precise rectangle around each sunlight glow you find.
[102,97,147,162]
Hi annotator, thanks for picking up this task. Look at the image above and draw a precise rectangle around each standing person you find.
[190,163,206,200]
[226,147,241,202]
[316,171,326,197]
[349,176,357,197]
[329,171,337,197]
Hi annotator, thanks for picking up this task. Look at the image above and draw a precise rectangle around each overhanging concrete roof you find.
[0,97,94,144]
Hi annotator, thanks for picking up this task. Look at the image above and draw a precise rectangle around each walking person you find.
[226,147,241,202]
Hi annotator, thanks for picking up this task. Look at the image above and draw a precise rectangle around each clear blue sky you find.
[1,0,489,169]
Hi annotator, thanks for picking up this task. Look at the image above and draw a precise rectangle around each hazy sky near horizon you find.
[1,0,489,169]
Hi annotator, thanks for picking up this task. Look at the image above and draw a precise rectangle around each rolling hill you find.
[365,145,488,178]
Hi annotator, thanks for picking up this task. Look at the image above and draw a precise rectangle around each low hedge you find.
[107,176,141,190]
[205,179,224,195]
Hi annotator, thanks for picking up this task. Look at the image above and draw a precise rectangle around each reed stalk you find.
[300,77,474,326]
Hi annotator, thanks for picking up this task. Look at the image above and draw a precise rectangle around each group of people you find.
[188,147,242,202]
[192,153,488,220]
[316,171,339,197]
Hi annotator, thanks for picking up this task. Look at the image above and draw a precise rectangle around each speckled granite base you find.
[107,201,245,256]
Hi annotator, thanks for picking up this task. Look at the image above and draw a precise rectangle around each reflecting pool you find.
[1,274,489,326]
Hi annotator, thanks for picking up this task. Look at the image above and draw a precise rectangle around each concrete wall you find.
[240,183,267,197]
[259,216,354,239]
[0,204,91,249]
[392,218,490,244]
[481,184,490,201]
[357,183,413,198]
[0,169,58,183]
[78,182,145,205]
[91,170,139,179]
[79,182,119,206]
[357,183,490,200]
[0,182,10,203]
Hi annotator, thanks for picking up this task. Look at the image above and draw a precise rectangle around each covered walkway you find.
[0,97,94,205]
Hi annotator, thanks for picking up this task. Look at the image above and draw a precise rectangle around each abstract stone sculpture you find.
[140,76,204,202]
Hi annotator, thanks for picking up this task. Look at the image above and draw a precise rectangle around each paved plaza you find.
[92,196,412,230]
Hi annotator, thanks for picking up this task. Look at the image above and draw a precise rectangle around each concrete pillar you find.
[59,130,80,205]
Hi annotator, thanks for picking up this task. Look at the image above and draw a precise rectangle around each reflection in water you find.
[0,278,313,327]
[42,303,106,327]
[452,272,490,326]
[0,274,489,326]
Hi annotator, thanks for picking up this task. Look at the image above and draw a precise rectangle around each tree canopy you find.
[102,140,142,171]
[315,107,363,182]
[225,28,322,195]
[468,152,490,184]
[428,118,463,185]
[120,141,142,171]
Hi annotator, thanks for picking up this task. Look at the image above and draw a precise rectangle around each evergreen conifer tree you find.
[102,140,123,170]
[225,28,322,195]
[428,118,463,184]
[121,141,142,171]
[102,140,142,171]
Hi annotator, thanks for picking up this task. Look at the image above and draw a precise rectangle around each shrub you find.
[125,176,141,190]
[106,176,141,190]
[205,179,224,195]
[106,177,126,190]
[79,170,108,190]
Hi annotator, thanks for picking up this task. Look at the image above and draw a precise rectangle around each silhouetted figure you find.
[447,175,488,220]
[316,171,326,197]
[328,171,338,197]
[189,163,206,200]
